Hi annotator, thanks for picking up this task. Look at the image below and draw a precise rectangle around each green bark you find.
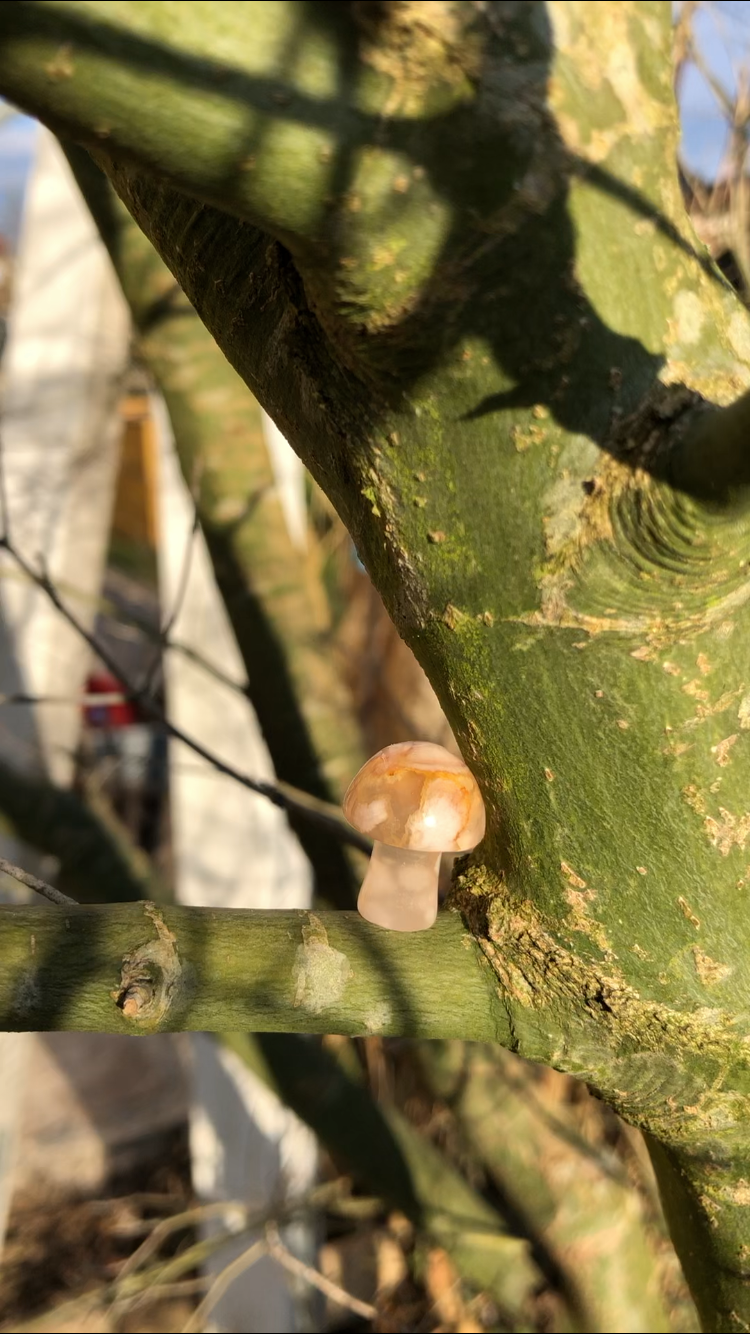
[3,1,750,1326]
[0,902,508,1039]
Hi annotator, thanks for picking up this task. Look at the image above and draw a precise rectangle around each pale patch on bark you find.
[673,291,705,346]
[693,947,732,987]
[711,735,739,768]
[705,810,750,857]
[292,914,353,1015]
[728,311,750,363]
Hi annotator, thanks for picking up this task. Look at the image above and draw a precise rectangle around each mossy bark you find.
[2,1,750,1325]
[0,902,506,1039]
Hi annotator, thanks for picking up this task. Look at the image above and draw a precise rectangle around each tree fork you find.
[3,2,750,1326]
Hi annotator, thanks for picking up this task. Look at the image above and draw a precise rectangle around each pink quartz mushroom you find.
[343,741,486,932]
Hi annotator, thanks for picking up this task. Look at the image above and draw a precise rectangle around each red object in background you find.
[84,671,139,729]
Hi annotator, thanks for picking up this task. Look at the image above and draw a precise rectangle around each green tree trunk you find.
[2,1,750,1326]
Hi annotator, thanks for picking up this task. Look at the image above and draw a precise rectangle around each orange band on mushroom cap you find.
[343,741,485,853]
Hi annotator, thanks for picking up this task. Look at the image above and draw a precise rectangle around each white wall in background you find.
[154,394,317,1334]
[0,129,130,1247]
[261,409,307,552]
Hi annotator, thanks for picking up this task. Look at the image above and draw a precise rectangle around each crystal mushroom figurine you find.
[343,741,486,932]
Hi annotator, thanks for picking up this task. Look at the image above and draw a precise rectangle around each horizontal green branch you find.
[0,0,339,246]
[0,902,508,1039]
[0,0,469,272]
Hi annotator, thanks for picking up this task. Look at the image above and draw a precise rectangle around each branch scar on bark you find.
[292,913,353,1016]
[113,903,183,1025]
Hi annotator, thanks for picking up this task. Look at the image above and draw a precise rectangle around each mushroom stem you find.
[357,843,442,932]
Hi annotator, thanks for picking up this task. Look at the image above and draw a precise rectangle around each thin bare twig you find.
[265,1222,378,1321]
[116,1200,246,1282]
[0,530,369,854]
[142,471,201,694]
[181,1238,267,1333]
[0,854,77,906]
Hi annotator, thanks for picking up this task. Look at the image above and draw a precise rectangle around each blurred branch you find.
[241,1031,540,1324]
[65,143,368,906]
[0,521,369,856]
[0,755,164,904]
[181,1239,267,1334]
[420,1042,673,1333]
[8,1185,341,1334]
[265,1222,378,1323]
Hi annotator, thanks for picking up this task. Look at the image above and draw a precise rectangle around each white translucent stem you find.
[356,843,441,932]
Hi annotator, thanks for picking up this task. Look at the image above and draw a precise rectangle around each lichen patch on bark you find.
[292,913,353,1016]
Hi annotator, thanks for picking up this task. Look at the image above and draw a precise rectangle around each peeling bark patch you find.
[712,734,738,767]
[293,914,353,1015]
[560,860,586,889]
[455,868,747,1109]
[44,43,75,81]
[565,886,611,952]
[705,810,750,856]
[364,1002,392,1033]
[114,904,183,1025]
[729,311,750,362]
[673,290,705,345]
[725,1181,750,1206]
[678,896,701,929]
[683,786,750,854]
[683,784,707,815]
[442,602,470,631]
[693,947,732,987]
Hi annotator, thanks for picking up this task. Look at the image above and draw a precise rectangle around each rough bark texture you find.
[2,2,750,1326]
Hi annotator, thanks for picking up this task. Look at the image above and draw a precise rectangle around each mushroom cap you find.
[343,741,486,852]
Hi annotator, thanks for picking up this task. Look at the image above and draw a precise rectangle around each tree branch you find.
[0,902,509,1039]
[227,1031,541,1322]
[63,143,368,904]
[669,386,750,506]
[0,1,350,243]
[0,525,368,855]
[0,0,474,293]
[0,855,76,906]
